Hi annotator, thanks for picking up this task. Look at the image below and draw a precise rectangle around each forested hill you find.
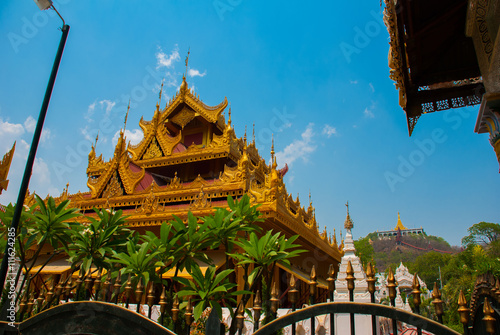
[354,232,459,274]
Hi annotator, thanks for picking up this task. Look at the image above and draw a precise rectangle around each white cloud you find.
[188,68,206,78]
[80,125,94,142]
[156,45,180,69]
[364,108,374,118]
[32,157,60,197]
[32,158,50,186]
[22,116,51,143]
[40,128,51,143]
[350,80,358,84]
[364,101,376,119]
[0,118,25,143]
[275,123,317,166]
[24,116,36,133]
[369,83,375,92]
[88,101,96,112]
[124,129,143,145]
[100,100,116,116]
[85,101,97,122]
[322,124,337,138]
[112,129,143,146]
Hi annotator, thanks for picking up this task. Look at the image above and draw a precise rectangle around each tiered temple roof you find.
[32,76,343,277]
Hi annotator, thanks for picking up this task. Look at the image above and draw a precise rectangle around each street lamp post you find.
[0,0,70,295]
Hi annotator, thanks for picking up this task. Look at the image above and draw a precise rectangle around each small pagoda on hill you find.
[33,76,343,281]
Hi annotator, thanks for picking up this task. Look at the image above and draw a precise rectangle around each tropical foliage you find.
[0,193,304,335]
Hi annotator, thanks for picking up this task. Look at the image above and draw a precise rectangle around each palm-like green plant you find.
[175,264,247,320]
[68,208,132,274]
[17,195,80,297]
[111,236,164,287]
[231,230,304,287]
[229,230,305,331]
[204,195,262,271]
[168,212,213,277]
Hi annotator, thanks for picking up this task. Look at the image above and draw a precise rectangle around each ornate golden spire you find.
[252,123,256,145]
[184,47,190,77]
[124,100,130,132]
[244,125,247,145]
[0,142,15,195]
[270,134,275,164]
[344,201,353,230]
[394,212,407,230]
[94,130,99,150]
[180,75,188,95]
[158,78,164,106]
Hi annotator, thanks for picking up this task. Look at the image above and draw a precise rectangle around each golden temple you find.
[30,76,343,280]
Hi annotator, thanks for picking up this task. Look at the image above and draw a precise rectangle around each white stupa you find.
[333,202,376,334]
[334,202,371,302]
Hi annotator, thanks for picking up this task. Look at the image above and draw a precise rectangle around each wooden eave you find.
[385,0,483,135]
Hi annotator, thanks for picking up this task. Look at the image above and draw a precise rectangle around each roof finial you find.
[228,104,232,127]
[94,130,99,150]
[184,47,190,78]
[244,125,247,145]
[309,190,312,206]
[124,100,130,132]
[252,123,255,144]
[159,78,164,106]
[344,201,354,230]
[271,134,275,160]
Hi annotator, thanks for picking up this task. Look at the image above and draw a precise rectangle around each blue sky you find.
[1,1,498,246]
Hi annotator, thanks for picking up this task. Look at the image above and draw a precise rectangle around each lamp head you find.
[34,0,52,11]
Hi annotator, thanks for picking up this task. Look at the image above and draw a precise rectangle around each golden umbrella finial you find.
[327,264,336,294]
[172,294,180,322]
[483,297,496,334]
[289,275,298,305]
[366,262,376,295]
[387,267,397,302]
[431,282,443,321]
[253,289,262,328]
[344,201,354,230]
[270,282,279,314]
[457,290,470,327]
[412,274,421,308]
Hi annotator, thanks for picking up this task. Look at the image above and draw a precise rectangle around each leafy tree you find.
[16,195,80,300]
[461,221,500,246]
[354,236,375,268]
[407,251,451,289]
